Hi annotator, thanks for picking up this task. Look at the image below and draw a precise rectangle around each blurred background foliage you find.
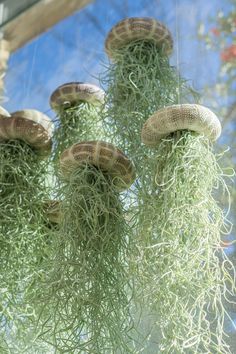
[199,3,236,349]
[198,0,236,258]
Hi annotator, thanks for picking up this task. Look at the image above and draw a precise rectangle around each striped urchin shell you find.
[0,106,10,118]
[11,110,54,137]
[50,82,105,112]
[60,141,136,190]
[0,110,53,155]
[105,17,173,59]
[141,104,222,147]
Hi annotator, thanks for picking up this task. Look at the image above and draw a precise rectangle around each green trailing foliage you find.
[52,103,104,163]
[34,164,135,353]
[199,14,236,349]
[101,40,198,167]
[0,140,52,351]
[136,131,235,353]
[100,37,236,353]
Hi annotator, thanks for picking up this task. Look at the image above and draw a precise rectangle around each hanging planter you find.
[1,109,53,154]
[102,17,194,163]
[137,103,234,353]
[0,108,53,340]
[142,103,221,144]
[50,82,105,161]
[37,140,136,352]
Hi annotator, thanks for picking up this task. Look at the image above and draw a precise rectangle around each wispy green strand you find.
[101,40,198,167]
[136,131,235,353]
[35,164,135,353]
[0,140,52,352]
[52,102,104,162]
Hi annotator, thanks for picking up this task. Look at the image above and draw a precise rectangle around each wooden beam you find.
[1,0,93,53]
[0,39,10,93]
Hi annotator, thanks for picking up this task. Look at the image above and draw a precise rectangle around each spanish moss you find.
[35,164,135,353]
[136,131,235,353]
[52,103,104,162]
[101,40,197,166]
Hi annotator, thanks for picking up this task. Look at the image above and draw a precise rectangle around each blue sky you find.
[3,0,232,118]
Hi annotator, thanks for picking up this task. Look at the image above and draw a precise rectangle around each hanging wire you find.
[175,0,181,104]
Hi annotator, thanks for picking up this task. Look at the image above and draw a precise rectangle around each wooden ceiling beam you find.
[1,0,93,53]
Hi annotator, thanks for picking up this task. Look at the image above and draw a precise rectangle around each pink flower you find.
[221,44,236,62]
[220,240,230,248]
[210,27,220,36]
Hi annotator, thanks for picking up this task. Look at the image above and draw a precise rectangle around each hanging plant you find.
[137,103,235,353]
[0,108,53,347]
[102,17,195,164]
[50,82,105,162]
[36,140,136,352]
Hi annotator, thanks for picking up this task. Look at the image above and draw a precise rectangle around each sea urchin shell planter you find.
[50,82,105,110]
[37,140,136,352]
[50,82,105,161]
[135,104,234,353]
[0,109,53,156]
[60,140,136,190]
[0,108,53,345]
[142,103,222,145]
[105,17,173,59]
[101,17,193,170]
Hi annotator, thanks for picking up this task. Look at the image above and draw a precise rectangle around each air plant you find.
[101,17,196,165]
[36,140,136,352]
[0,108,54,348]
[137,103,236,353]
[50,82,105,162]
